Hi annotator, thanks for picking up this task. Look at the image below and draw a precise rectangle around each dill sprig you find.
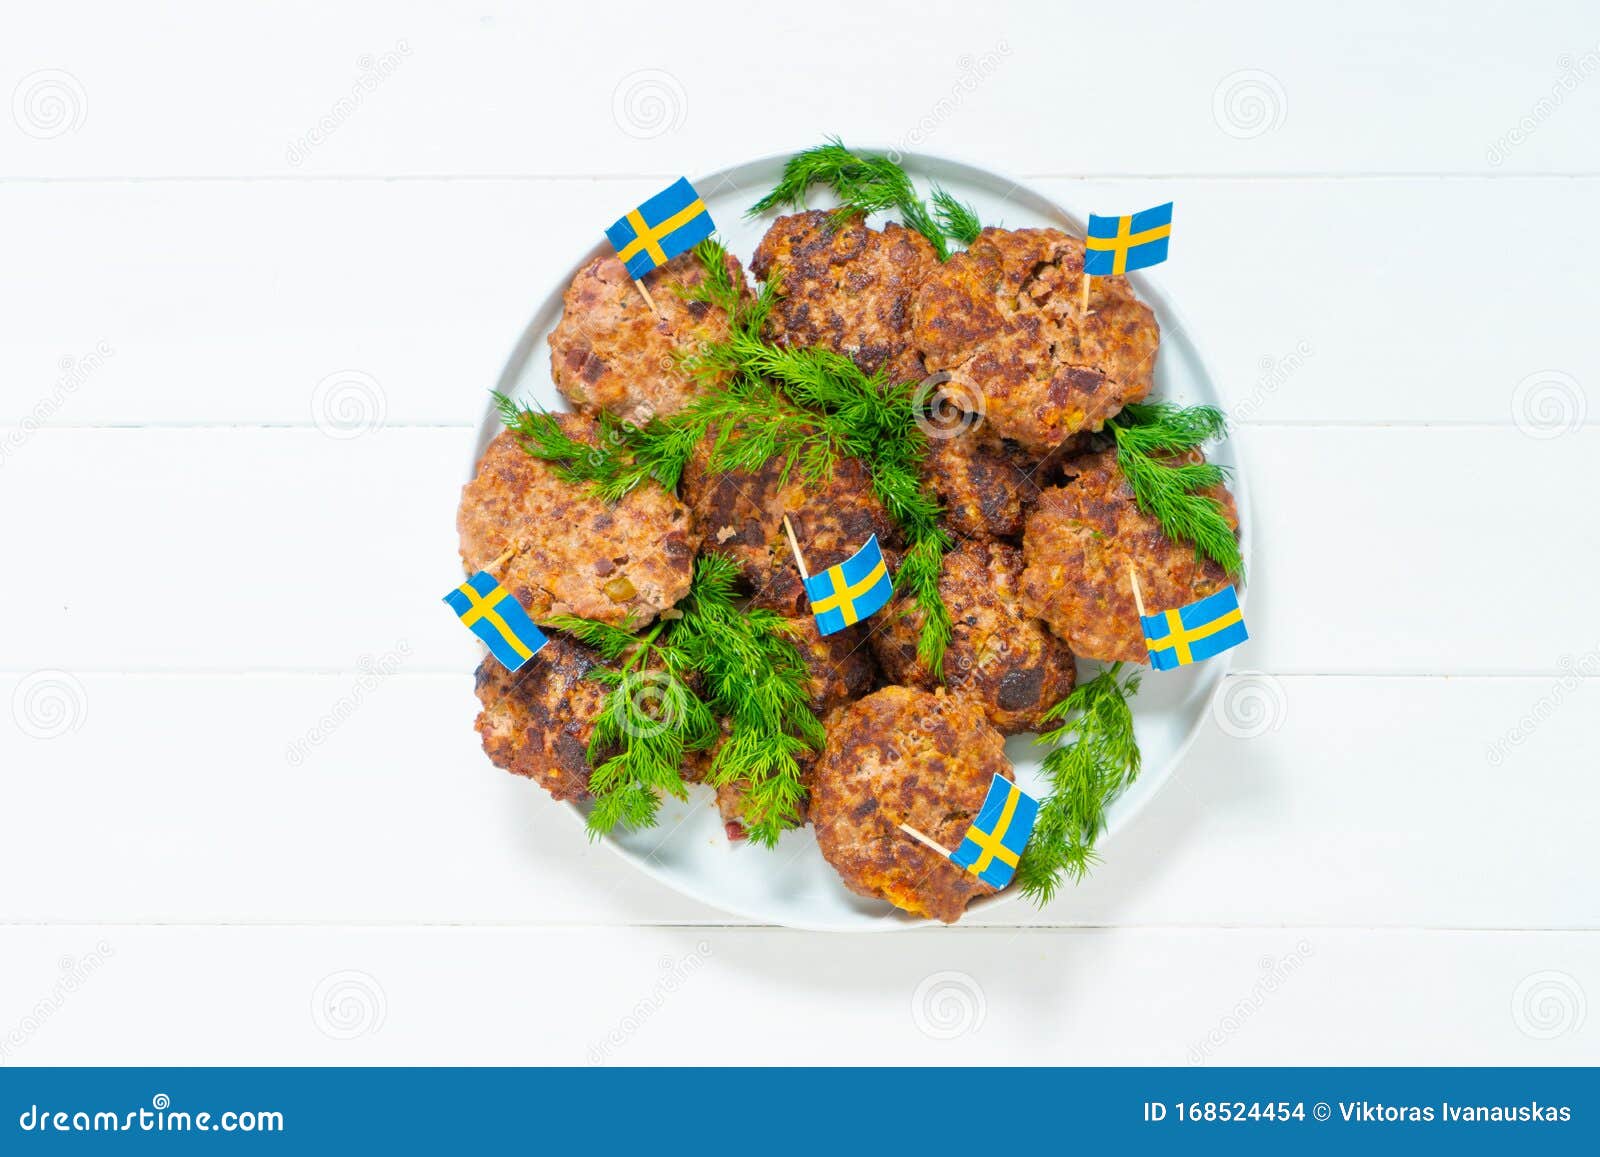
[671,554,825,846]
[931,187,983,245]
[569,618,718,839]
[1017,664,1143,904]
[749,137,961,259]
[553,556,822,846]
[1111,401,1244,578]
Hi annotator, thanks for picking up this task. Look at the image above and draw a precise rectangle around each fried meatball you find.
[751,210,939,385]
[1019,447,1240,663]
[548,250,745,426]
[680,437,900,615]
[870,542,1075,734]
[457,420,700,628]
[921,419,1042,541]
[472,635,609,801]
[912,227,1159,455]
[811,686,1012,923]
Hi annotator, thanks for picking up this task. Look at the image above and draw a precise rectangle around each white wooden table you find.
[2,0,1596,1066]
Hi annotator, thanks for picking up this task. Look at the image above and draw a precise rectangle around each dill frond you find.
[749,137,966,259]
[1017,664,1143,904]
[561,555,822,847]
[1110,402,1244,578]
[931,187,983,245]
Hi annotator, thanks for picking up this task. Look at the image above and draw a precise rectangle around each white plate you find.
[475,149,1252,931]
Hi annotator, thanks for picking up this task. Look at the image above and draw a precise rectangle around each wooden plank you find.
[2,2,1597,179]
[2,673,1594,929]
[2,925,1594,1064]
[1,177,1595,427]
[0,426,1593,674]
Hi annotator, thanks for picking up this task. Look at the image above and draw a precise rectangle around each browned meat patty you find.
[912,227,1159,455]
[750,210,939,385]
[870,541,1075,734]
[1018,447,1239,663]
[547,249,745,426]
[680,437,900,615]
[457,420,700,628]
[473,634,609,801]
[920,419,1042,542]
[811,686,1012,923]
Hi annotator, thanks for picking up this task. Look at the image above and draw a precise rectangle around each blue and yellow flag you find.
[605,177,716,279]
[1084,201,1173,277]
[444,570,549,672]
[1141,585,1247,671]
[802,534,894,637]
[949,774,1040,889]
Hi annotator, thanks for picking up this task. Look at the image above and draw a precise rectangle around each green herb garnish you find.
[1110,401,1243,578]
[1018,664,1142,904]
[749,137,988,260]
[553,554,822,846]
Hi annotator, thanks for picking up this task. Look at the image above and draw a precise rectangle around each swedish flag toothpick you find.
[1128,565,1248,670]
[783,518,894,637]
[444,567,548,672]
[1081,201,1173,311]
[897,773,1041,891]
[605,177,716,313]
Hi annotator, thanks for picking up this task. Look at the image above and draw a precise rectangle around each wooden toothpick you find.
[1080,270,1093,315]
[897,822,952,858]
[633,277,659,316]
[781,514,810,580]
[487,543,521,574]
[1127,562,1147,619]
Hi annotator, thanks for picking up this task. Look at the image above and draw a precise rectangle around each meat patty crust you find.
[920,418,1042,541]
[912,227,1159,455]
[473,634,609,801]
[1018,447,1240,663]
[870,541,1075,734]
[548,249,746,426]
[680,437,900,615]
[457,420,700,628]
[750,210,939,385]
[811,686,1012,923]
